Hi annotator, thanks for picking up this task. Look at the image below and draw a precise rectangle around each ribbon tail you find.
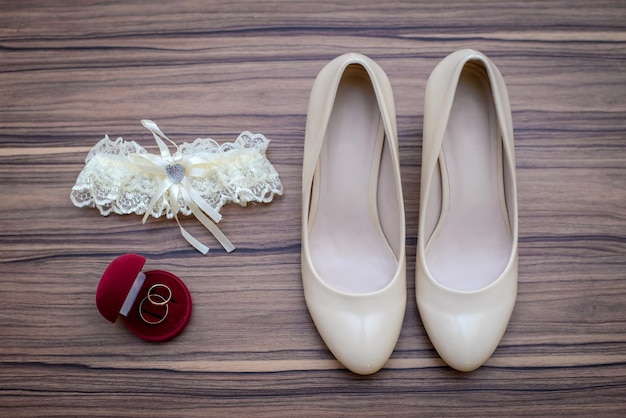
[187,199,236,253]
[181,177,222,223]
[178,182,234,252]
[174,214,210,255]
[169,184,233,254]
[168,185,210,254]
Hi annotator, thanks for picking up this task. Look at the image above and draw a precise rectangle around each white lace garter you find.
[71,120,283,254]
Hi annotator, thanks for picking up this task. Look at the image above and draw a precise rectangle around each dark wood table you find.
[1,1,625,415]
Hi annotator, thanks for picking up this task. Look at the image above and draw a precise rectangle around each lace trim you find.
[70,120,283,253]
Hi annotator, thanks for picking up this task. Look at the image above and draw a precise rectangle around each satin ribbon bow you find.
[128,120,235,254]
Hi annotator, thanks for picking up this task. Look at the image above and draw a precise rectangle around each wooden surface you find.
[1,1,625,416]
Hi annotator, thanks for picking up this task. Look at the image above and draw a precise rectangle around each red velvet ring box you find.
[96,253,192,342]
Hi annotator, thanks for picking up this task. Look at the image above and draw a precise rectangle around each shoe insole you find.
[309,67,397,294]
[426,64,512,292]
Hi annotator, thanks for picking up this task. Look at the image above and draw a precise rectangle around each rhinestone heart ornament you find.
[165,163,185,183]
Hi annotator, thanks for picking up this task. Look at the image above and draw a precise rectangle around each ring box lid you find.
[96,253,147,323]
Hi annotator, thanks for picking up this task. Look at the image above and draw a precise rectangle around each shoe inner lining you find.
[425,63,512,292]
[309,66,397,294]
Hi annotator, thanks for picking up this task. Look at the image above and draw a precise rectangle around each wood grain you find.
[1,0,625,415]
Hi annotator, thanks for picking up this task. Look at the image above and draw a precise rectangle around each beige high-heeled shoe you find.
[301,53,406,375]
[417,49,519,372]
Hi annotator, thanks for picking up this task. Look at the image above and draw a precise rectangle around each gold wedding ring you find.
[138,283,173,325]
[139,294,169,325]
[147,283,172,306]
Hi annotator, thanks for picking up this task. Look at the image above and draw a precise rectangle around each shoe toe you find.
[418,287,515,372]
[318,302,401,375]
[306,289,405,375]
